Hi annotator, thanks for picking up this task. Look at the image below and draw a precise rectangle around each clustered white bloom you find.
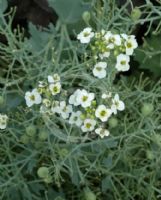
[0,113,8,129]
[93,62,107,79]
[95,105,112,122]
[68,88,125,137]
[25,89,42,107]
[77,27,94,44]
[24,72,125,138]
[69,89,95,108]
[77,28,138,78]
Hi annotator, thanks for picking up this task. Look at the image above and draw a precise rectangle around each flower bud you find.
[44,175,52,184]
[83,187,96,200]
[146,150,154,160]
[131,7,142,21]
[38,130,48,141]
[82,11,91,23]
[37,167,49,178]
[26,125,37,137]
[109,117,118,128]
[80,114,86,120]
[20,135,30,144]
[92,100,97,107]
[141,103,154,116]
[114,50,119,56]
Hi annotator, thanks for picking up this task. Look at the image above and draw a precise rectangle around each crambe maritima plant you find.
[2,0,161,199]
[24,28,137,139]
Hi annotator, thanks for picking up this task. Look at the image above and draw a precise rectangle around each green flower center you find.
[120,60,126,65]
[30,95,35,101]
[86,123,91,129]
[100,110,106,117]
[82,96,88,102]
[115,101,119,107]
[127,42,132,48]
[96,66,102,71]
[53,86,58,93]
[83,32,90,37]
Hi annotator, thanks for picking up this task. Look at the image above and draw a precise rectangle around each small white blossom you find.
[101,92,112,99]
[59,101,73,119]
[42,99,51,107]
[38,81,47,88]
[104,32,121,49]
[48,74,60,83]
[115,54,130,72]
[51,101,60,114]
[81,118,96,132]
[0,114,8,129]
[121,33,128,40]
[49,82,61,95]
[40,105,52,115]
[76,89,95,108]
[99,52,110,59]
[125,36,138,55]
[111,94,125,114]
[77,27,94,44]
[69,111,83,126]
[93,62,107,79]
[111,34,122,46]
[25,89,42,107]
[69,89,82,106]
[95,127,110,138]
[95,105,112,122]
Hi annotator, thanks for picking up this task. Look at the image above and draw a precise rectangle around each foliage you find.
[135,34,161,77]
[1,0,161,200]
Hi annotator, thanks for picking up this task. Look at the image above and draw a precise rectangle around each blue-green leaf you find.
[49,0,91,24]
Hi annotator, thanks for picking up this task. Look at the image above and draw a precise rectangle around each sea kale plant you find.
[24,29,137,139]
[1,0,161,200]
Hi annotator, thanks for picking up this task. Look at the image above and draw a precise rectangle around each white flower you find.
[59,101,73,119]
[115,54,130,72]
[101,92,112,99]
[69,111,83,126]
[95,105,112,122]
[77,27,94,44]
[25,88,42,107]
[51,101,60,114]
[121,33,128,40]
[40,105,49,114]
[125,36,138,55]
[111,34,122,46]
[48,74,60,83]
[69,89,81,106]
[40,105,52,115]
[93,62,107,79]
[0,114,8,129]
[111,94,125,114]
[76,89,95,108]
[38,81,47,88]
[99,51,110,59]
[95,127,110,138]
[42,99,51,107]
[104,31,112,41]
[81,118,96,132]
[104,32,121,48]
[49,82,61,95]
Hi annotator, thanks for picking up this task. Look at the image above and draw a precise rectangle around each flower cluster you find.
[24,28,137,139]
[0,113,8,129]
[25,74,125,138]
[68,89,125,137]
[77,28,138,78]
